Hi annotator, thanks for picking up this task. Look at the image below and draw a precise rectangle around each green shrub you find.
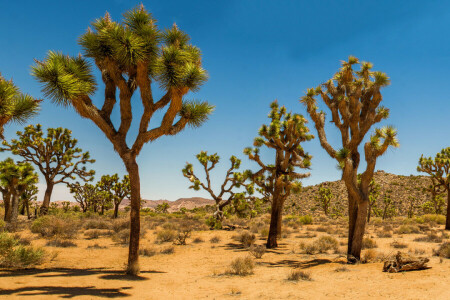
[362,238,378,249]
[419,214,446,225]
[396,225,420,234]
[434,242,450,258]
[155,229,177,244]
[31,216,79,239]
[227,256,254,276]
[0,232,45,268]
[0,220,5,231]
[205,216,222,229]
[299,215,313,225]
[84,219,110,230]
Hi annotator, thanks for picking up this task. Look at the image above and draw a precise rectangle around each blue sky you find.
[1,0,449,201]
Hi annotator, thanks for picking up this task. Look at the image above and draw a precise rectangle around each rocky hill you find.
[120,197,214,212]
[286,170,433,216]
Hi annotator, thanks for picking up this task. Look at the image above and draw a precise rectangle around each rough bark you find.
[383,252,430,273]
[267,198,282,248]
[125,158,141,276]
[114,204,119,219]
[446,190,450,230]
[40,181,54,215]
[10,192,19,223]
[3,193,11,222]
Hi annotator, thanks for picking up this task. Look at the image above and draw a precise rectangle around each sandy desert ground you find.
[0,218,449,300]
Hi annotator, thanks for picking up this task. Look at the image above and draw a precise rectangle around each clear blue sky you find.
[1,0,449,201]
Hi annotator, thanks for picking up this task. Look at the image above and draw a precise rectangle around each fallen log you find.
[383,251,430,273]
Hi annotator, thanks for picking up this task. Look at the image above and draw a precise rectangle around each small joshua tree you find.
[155,203,170,214]
[2,124,95,215]
[182,151,253,227]
[68,182,99,213]
[367,179,381,223]
[417,147,450,229]
[0,158,38,223]
[31,6,213,275]
[244,101,313,248]
[301,57,398,262]
[97,174,130,218]
[20,184,38,219]
[0,74,40,139]
[314,185,333,216]
[421,181,445,215]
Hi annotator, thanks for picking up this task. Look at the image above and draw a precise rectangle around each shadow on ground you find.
[259,258,335,269]
[0,286,132,298]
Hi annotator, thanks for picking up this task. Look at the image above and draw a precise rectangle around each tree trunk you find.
[3,193,12,222]
[367,202,372,223]
[267,197,282,249]
[10,192,19,223]
[25,198,30,219]
[347,196,368,262]
[446,190,450,230]
[40,182,54,215]
[113,203,119,219]
[125,158,141,275]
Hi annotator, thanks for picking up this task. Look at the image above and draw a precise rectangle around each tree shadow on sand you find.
[221,242,289,254]
[0,286,132,298]
[259,258,335,269]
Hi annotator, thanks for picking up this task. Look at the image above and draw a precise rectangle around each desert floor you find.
[0,221,449,300]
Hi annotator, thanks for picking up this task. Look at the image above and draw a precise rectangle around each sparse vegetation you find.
[249,244,266,259]
[0,232,45,268]
[287,269,312,281]
[226,256,254,276]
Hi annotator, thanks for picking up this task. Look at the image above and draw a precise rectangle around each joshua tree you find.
[155,202,169,214]
[31,6,214,274]
[182,151,253,226]
[68,182,99,213]
[300,57,398,262]
[20,184,38,219]
[417,147,450,229]
[421,180,445,214]
[314,185,333,216]
[244,101,313,248]
[380,191,396,220]
[367,179,381,223]
[0,158,38,223]
[2,124,95,215]
[0,74,40,139]
[97,174,130,218]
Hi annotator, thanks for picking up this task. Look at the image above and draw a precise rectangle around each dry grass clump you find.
[413,232,443,243]
[361,249,381,263]
[0,233,46,268]
[84,229,111,240]
[395,225,420,234]
[362,237,378,249]
[46,239,77,248]
[334,266,350,272]
[86,243,107,249]
[296,232,317,239]
[113,229,130,245]
[83,219,110,230]
[160,246,175,254]
[155,229,177,244]
[287,269,312,281]
[315,226,328,232]
[174,229,192,245]
[259,228,269,238]
[226,256,254,276]
[192,237,204,243]
[433,242,450,258]
[31,216,79,239]
[233,231,256,248]
[376,230,393,238]
[111,218,129,233]
[139,247,157,257]
[209,235,221,243]
[249,244,266,259]
[13,233,32,246]
[390,240,408,249]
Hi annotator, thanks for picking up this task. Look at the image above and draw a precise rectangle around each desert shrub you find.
[87,243,107,249]
[361,249,379,263]
[0,220,5,231]
[160,246,175,254]
[395,225,420,234]
[433,242,450,258]
[227,256,254,276]
[259,227,269,238]
[334,266,350,272]
[209,235,221,243]
[414,232,443,243]
[139,247,157,257]
[301,235,338,254]
[174,229,192,245]
[162,222,177,230]
[413,248,425,255]
[111,218,129,233]
[155,229,177,244]
[205,216,222,230]
[377,230,392,238]
[0,233,45,268]
[31,216,79,239]
[84,229,104,240]
[315,226,327,232]
[390,240,408,249]
[249,245,266,259]
[13,234,32,246]
[83,219,110,230]
[298,215,313,225]
[419,214,446,225]
[362,238,378,249]
[193,237,204,243]
[296,232,317,239]
[113,229,130,245]
[234,231,256,248]
[46,239,77,248]
[287,269,312,281]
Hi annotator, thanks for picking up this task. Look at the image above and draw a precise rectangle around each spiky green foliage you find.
[1,124,95,214]
[417,147,450,229]
[68,182,99,213]
[97,174,130,217]
[314,185,333,216]
[182,151,255,226]
[244,101,313,248]
[0,158,38,222]
[155,202,169,214]
[0,74,40,139]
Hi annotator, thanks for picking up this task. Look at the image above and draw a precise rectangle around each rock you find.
[383,251,430,273]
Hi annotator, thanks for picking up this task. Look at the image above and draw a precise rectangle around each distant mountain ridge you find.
[120,197,214,212]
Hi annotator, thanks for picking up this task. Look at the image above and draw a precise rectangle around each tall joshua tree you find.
[244,101,313,248]
[2,124,95,215]
[300,57,398,262]
[182,151,253,225]
[31,6,213,275]
[97,174,130,218]
[0,158,38,223]
[0,74,40,139]
[417,147,450,229]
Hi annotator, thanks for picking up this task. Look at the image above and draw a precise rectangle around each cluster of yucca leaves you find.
[0,75,40,138]
[418,147,450,186]
[244,100,313,194]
